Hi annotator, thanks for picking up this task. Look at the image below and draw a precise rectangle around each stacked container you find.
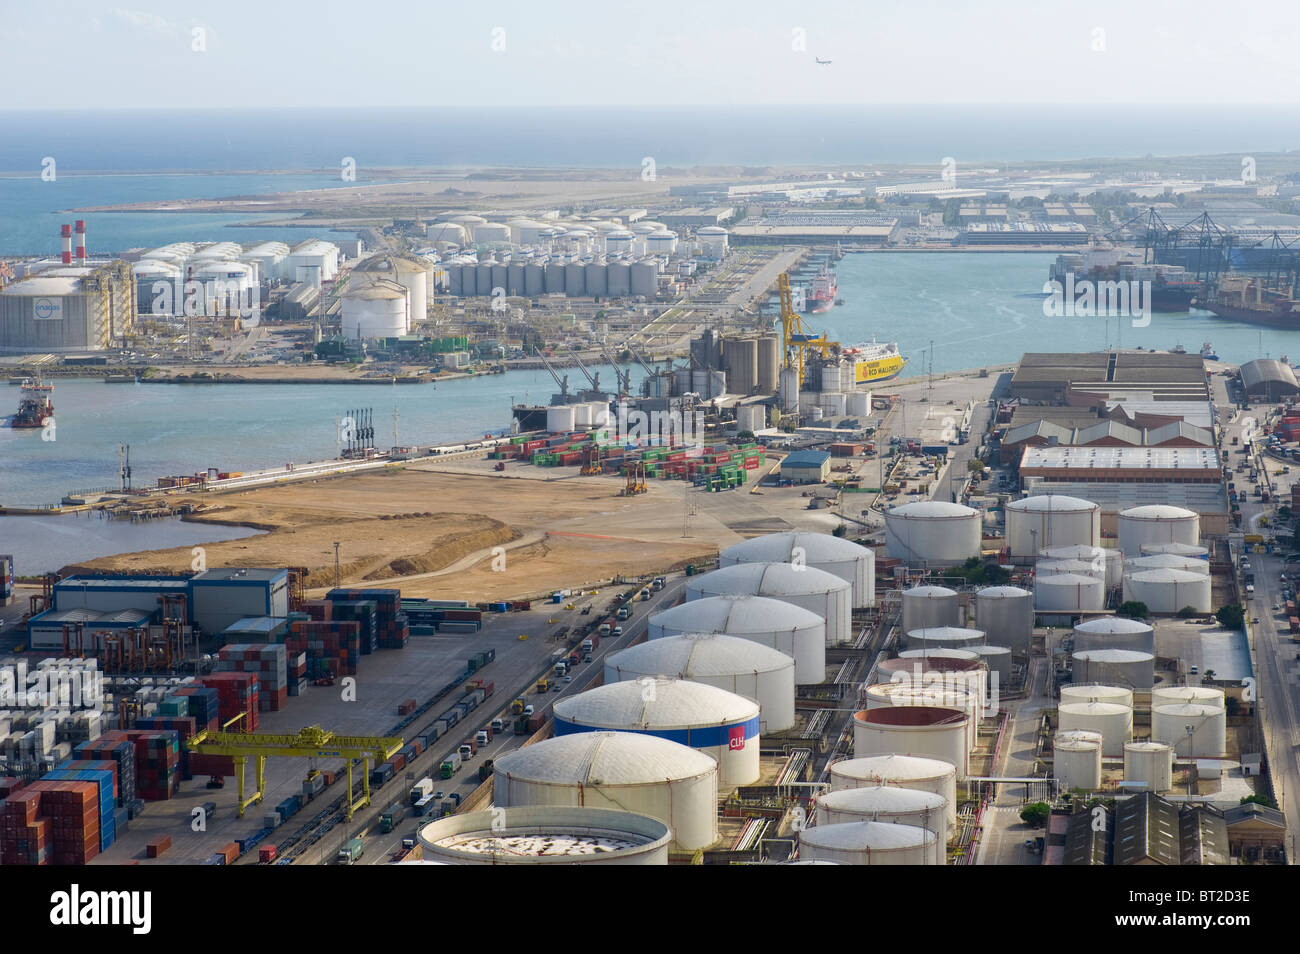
[165,686,220,733]
[328,588,409,649]
[218,643,289,712]
[198,672,260,730]
[0,790,49,865]
[127,730,181,800]
[286,619,361,677]
[133,717,199,779]
[43,767,115,852]
[73,732,136,808]
[329,600,379,654]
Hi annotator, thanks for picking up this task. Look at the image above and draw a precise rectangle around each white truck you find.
[409,776,434,805]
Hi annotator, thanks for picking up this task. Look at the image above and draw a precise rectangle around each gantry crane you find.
[187,725,403,819]
[777,272,837,386]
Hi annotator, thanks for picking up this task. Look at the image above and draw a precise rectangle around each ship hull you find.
[853,356,908,384]
[1202,303,1300,330]
[805,299,834,315]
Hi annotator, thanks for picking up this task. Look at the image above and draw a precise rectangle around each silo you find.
[885,502,982,564]
[573,403,593,427]
[1054,730,1103,791]
[1034,573,1104,612]
[1040,545,1123,587]
[630,259,658,298]
[1072,616,1155,655]
[1058,701,1133,756]
[815,787,949,865]
[553,678,761,787]
[829,755,959,828]
[1126,554,1210,576]
[564,261,586,297]
[476,261,494,297]
[905,626,985,652]
[507,262,526,296]
[524,263,545,296]
[1124,741,1175,792]
[1122,569,1211,613]
[1151,686,1225,709]
[604,634,795,732]
[1140,542,1208,560]
[648,595,825,684]
[798,821,938,866]
[1059,684,1134,709]
[687,563,853,644]
[780,367,801,413]
[1006,495,1100,556]
[1151,704,1227,757]
[415,807,670,865]
[720,531,875,608]
[544,262,566,294]
[1072,649,1155,689]
[901,586,961,632]
[975,586,1033,653]
[490,263,508,297]
[853,706,969,777]
[492,732,717,850]
[447,263,463,296]
[722,338,759,396]
[847,390,872,416]
[756,336,781,393]
[585,261,608,297]
[607,261,631,296]
[1117,505,1200,557]
[970,645,1012,683]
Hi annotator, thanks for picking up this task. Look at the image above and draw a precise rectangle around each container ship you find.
[1197,277,1300,330]
[803,266,838,315]
[8,378,53,429]
[1049,251,1201,312]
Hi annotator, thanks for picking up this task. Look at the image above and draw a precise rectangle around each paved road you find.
[975,656,1049,866]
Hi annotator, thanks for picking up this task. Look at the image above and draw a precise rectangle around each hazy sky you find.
[3,0,1297,109]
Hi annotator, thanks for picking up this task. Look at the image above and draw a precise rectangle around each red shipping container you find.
[146,835,172,858]
[259,845,278,863]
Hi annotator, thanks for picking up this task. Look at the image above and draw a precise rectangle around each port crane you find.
[1108,208,1233,285]
[187,725,403,819]
[777,272,838,386]
[568,351,601,394]
[534,348,570,403]
[599,342,633,396]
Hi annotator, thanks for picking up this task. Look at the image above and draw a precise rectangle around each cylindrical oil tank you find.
[757,336,781,393]
[553,678,761,787]
[862,684,981,758]
[1117,505,1200,557]
[490,264,508,297]
[426,222,467,244]
[885,502,982,564]
[1040,545,1123,587]
[415,806,670,865]
[607,261,631,296]
[340,279,408,339]
[687,563,853,645]
[877,655,984,687]
[1059,683,1134,709]
[1036,558,1105,582]
[722,338,758,396]
[853,706,969,777]
[646,231,678,257]
[969,645,1012,684]
[847,390,872,416]
[585,261,608,297]
[1124,741,1175,792]
[507,262,526,296]
[492,732,717,851]
[474,222,512,244]
[1072,649,1155,689]
[780,367,800,412]
[605,231,634,256]
[799,820,938,866]
[1140,542,1208,559]
[815,786,949,864]
[1151,704,1227,757]
[573,403,593,427]
[906,626,985,652]
[546,405,577,433]
[1151,686,1225,709]
[648,595,825,684]
[896,648,979,662]
[544,262,566,294]
[1054,730,1103,791]
[604,634,795,733]
[1072,617,1155,655]
[564,261,586,297]
[1126,554,1210,576]
[829,755,958,829]
[524,263,545,296]
[720,531,875,608]
[1034,573,1104,612]
[630,259,658,298]
[1122,569,1211,613]
[1005,495,1101,556]
[975,586,1033,653]
[901,585,961,633]
[476,261,494,296]
[1058,701,1133,756]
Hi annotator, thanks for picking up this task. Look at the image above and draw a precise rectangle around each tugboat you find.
[9,378,53,428]
[1170,344,1187,355]
[1200,341,1219,360]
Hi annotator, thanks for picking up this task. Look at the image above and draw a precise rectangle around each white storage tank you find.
[687,563,853,645]
[969,645,1012,684]
[426,222,467,244]
[1036,558,1105,582]
[415,806,670,865]
[646,230,678,257]
[1054,730,1103,791]
[853,706,969,777]
[896,648,979,663]
[1040,545,1123,587]
[1006,495,1101,556]
[1059,683,1134,709]
[546,405,577,434]
[814,786,950,862]
[1122,569,1211,614]
[885,502,981,564]
[1126,554,1210,576]
[190,261,257,319]
[1071,649,1155,689]
[829,755,959,828]
[1151,703,1227,757]
[1058,701,1133,756]
[352,253,430,323]
[697,226,729,259]
[604,634,795,733]
[1034,573,1104,612]
[1151,686,1225,709]
[1140,542,1209,560]
[492,732,717,850]
[975,585,1033,653]
[1117,505,1200,557]
[719,532,875,606]
[880,654,984,688]
[862,683,981,758]
[901,585,961,633]
[647,595,825,685]
[553,678,760,787]
[1072,617,1155,655]
[905,626,985,652]
[1124,741,1175,792]
[798,820,939,866]
[474,222,512,244]
[340,278,408,340]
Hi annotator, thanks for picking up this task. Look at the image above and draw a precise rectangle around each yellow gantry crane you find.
[777,271,838,386]
[188,725,404,820]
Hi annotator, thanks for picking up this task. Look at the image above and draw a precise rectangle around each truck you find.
[458,740,476,760]
[536,678,550,693]
[490,717,505,732]
[379,804,405,833]
[581,638,595,653]
[476,729,490,746]
[1291,616,1300,635]
[652,577,665,591]
[554,662,568,679]
[439,752,461,778]
[511,698,525,715]
[337,837,364,865]
[638,588,650,601]
[478,758,495,782]
[598,622,612,636]
[409,777,434,804]
[412,792,437,817]
[616,605,631,620]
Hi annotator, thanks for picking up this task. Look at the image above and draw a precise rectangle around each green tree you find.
[1117,601,1149,620]
[1176,605,1200,618]
[1240,794,1279,810]
[1019,802,1051,828]
[1216,603,1246,630]
[832,524,847,538]
[966,459,986,474]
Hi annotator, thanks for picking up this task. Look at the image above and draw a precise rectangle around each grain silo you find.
[756,336,781,393]
[687,563,853,644]
[585,261,608,297]
[798,821,939,866]
[1072,617,1155,655]
[975,586,1034,653]
[719,531,875,608]
[852,706,969,777]
[828,755,959,828]
[1054,730,1103,791]
[1006,495,1101,556]
[1151,704,1227,757]
[1058,701,1133,756]
[722,338,758,396]
[630,259,659,298]
[564,261,586,297]
[885,502,982,564]
[607,260,631,297]
[901,585,961,632]
[415,807,671,865]
[1034,573,1104,612]
[1122,569,1211,613]
[1117,505,1200,557]
[1071,649,1155,689]
[814,787,949,865]
[1123,741,1175,793]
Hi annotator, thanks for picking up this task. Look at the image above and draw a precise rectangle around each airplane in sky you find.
[815,57,832,65]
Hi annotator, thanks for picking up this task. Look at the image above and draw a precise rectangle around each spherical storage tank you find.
[1059,683,1134,709]
[604,634,795,732]
[1006,495,1100,556]
[1152,704,1226,757]
[975,585,1033,653]
[1122,569,1211,613]
[493,733,716,850]
[1034,573,1104,612]
[340,279,408,339]
[1117,505,1200,557]
[553,679,760,787]
[416,807,670,865]
[647,594,825,685]
[1054,729,1103,791]
[829,755,958,828]
[1058,701,1132,756]
[1040,545,1123,587]
[1072,617,1154,655]
[905,626,984,652]
[687,563,852,644]
[815,786,950,864]
[1124,741,1174,792]
[886,502,981,564]
[853,706,969,777]
[720,532,875,608]
[798,821,938,866]
[901,585,960,633]
[1071,649,1155,689]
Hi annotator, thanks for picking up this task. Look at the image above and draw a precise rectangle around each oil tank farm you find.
[1117,505,1200,557]
[1072,616,1155,655]
[491,732,718,850]
[798,821,939,866]
[1054,730,1103,791]
[1005,495,1100,556]
[415,807,671,865]
[1151,704,1227,757]
[974,585,1033,653]
[1122,568,1211,613]
[852,706,969,777]
[0,262,135,352]
[687,563,853,644]
[885,501,982,564]
[1071,649,1155,689]
[901,585,961,632]
[1124,741,1175,792]
[604,634,795,732]
[828,755,958,828]
[552,678,761,786]
[719,531,876,607]
[814,786,949,864]
[1033,573,1104,612]
[1058,700,1133,756]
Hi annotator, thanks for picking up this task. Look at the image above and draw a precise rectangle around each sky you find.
[1,0,1297,109]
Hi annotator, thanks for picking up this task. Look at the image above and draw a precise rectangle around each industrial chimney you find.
[75,220,86,263]
[61,223,72,264]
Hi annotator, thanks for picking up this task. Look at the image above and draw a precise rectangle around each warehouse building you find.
[1240,358,1300,401]
[780,450,831,484]
[1002,419,1213,457]
[963,223,1090,245]
[658,207,735,228]
[1018,446,1221,484]
[1062,794,1229,865]
[730,212,899,246]
[1009,352,1209,404]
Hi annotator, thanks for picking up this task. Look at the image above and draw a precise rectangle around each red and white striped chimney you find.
[75,220,86,263]
[61,223,72,264]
